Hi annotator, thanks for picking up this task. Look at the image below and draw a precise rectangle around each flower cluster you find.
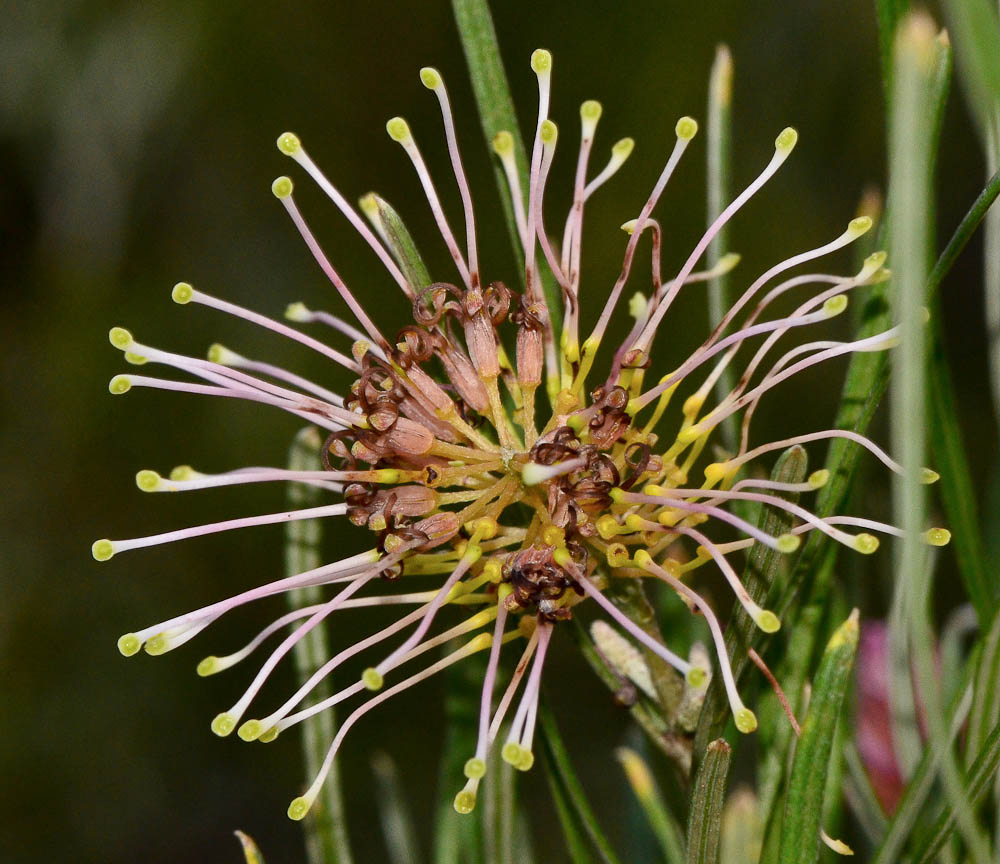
[95,48,949,820]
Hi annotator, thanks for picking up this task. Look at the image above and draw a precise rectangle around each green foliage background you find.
[0,0,993,861]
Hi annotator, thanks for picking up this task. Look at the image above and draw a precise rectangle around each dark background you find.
[1,0,991,861]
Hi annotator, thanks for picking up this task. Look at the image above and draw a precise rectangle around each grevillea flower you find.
[94,48,952,821]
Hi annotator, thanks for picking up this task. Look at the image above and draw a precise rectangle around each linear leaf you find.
[617,747,686,864]
[705,44,737,453]
[369,194,433,293]
[541,746,597,864]
[539,706,623,864]
[912,719,1000,863]
[372,751,423,864]
[433,649,485,864]
[285,427,353,864]
[686,739,732,864]
[234,831,266,864]
[777,610,859,863]
[869,658,975,864]
[942,0,1000,133]
[967,604,1000,768]
[927,313,995,617]
[876,0,912,99]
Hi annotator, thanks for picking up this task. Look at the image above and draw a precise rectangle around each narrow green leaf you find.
[942,0,1000,133]
[285,427,353,864]
[372,751,423,864]
[234,830,266,864]
[368,193,433,293]
[876,0,912,99]
[450,0,561,328]
[433,650,485,864]
[928,313,995,617]
[695,446,807,753]
[869,655,975,864]
[538,706,624,864]
[842,739,890,844]
[777,17,956,623]
[617,747,686,864]
[890,16,991,862]
[913,719,1000,864]
[756,558,830,823]
[686,739,732,864]
[541,747,597,864]
[967,604,1000,768]
[777,610,859,863]
[705,44,737,453]
[928,169,1000,298]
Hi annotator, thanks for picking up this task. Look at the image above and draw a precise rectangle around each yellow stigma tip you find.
[756,610,781,633]
[287,796,310,821]
[849,215,873,236]
[238,720,263,742]
[196,656,218,677]
[613,137,635,159]
[135,470,162,492]
[923,527,951,546]
[823,294,848,316]
[109,326,133,350]
[675,116,698,140]
[687,666,707,688]
[92,539,115,561]
[211,712,236,737]
[854,533,880,554]
[171,282,193,304]
[108,375,131,395]
[775,127,798,152]
[117,633,141,656]
[808,469,829,489]
[776,533,800,554]
[581,99,603,122]
[453,790,477,815]
[866,250,888,270]
[492,130,514,155]
[530,48,552,74]
[633,549,653,569]
[386,117,411,142]
[362,667,384,691]
[921,467,940,484]
[145,634,167,654]
[271,176,293,199]
[501,741,522,765]
[735,707,758,734]
[517,750,535,771]
[540,119,558,145]
[276,132,301,155]
[464,757,486,779]
[419,66,441,89]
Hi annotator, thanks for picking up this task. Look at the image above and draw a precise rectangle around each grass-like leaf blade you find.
[686,739,732,864]
[539,706,624,864]
[777,610,859,863]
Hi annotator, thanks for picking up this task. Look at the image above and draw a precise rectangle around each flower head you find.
[96,48,948,819]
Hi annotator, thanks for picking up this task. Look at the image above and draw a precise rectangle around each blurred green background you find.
[1,0,991,861]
